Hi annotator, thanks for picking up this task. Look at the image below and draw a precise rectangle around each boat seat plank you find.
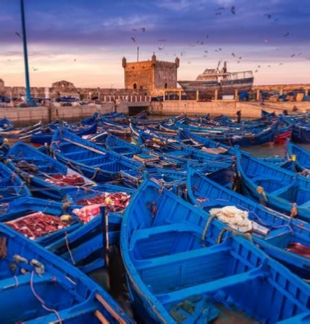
[62,150,94,158]
[156,266,267,304]
[23,303,98,324]
[298,201,310,209]
[134,244,231,270]
[129,222,201,250]
[271,182,297,196]
[250,175,281,183]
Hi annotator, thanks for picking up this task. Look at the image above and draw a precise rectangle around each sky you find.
[0,0,310,88]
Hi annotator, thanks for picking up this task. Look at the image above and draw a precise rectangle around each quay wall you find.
[150,101,310,118]
[1,100,310,126]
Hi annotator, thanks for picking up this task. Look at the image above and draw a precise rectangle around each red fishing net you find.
[5,212,68,240]
[45,174,85,186]
[74,192,131,223]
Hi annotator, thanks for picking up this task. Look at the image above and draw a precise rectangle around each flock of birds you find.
[6,4,310,77]
[126,5,309,74]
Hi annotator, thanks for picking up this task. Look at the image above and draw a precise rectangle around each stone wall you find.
[123,60,154,92]
[149,100,310,118]
[122,54,179,92]
[154,61,178,89]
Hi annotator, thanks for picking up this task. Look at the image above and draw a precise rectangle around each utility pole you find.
[20,0,36,106]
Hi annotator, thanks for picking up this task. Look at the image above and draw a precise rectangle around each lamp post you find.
[20,0,36,106]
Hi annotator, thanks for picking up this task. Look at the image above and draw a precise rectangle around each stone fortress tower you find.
[122,54,180,93]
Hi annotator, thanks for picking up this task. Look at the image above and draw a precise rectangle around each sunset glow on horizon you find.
[1,0,310,88]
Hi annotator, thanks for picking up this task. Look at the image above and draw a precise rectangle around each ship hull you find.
[178,77,254,100]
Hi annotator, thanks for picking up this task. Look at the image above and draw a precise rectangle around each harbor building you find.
[122,54,180,92]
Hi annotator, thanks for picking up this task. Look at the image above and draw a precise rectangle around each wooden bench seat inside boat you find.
[156,266,268,304]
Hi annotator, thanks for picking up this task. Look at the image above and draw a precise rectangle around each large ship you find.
[178,61,254,100]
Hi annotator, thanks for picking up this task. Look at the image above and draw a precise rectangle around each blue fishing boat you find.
[30,122,97,145]
[235,148,310,222]
[1,196,82,247]
[51,128,143,183]
[121,179,310,323]
[0,162,31,205]
[137,129,233,166]
[187,166,310,278]
[286,140,310,172]
[6,142,96,200]
[0,118,13,132]
[0,222,133,323]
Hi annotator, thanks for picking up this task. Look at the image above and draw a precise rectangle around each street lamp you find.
[20,0,36,106]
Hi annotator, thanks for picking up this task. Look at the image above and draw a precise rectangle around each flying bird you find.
[204,50,208,53]
[291,54,295,57]
[15,31,22,39]
[131,37,136,42]
[231,53,235,57]
[217,7,225,11]
[180,52,186,56]
[206,34,209,38]
[158,44,164,50]
[32,67,38,71]
[141,27,146,32]
[230,6,236,14]
[239,56,242,59]
[264,14,272,19]
[279,63,283,65]
[74,59,77,62]
[257,65,261,68]
[132,28,137,32]
[284,32,290,37]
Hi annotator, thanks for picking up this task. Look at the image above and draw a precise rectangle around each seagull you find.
[237,61,240,63]
[158,44,164,50]
[257,65,261,68]
[291,54,295,57]
[264,14,272,19]
[231,53,235,57]
[219,48,222,51]
[216,12,222,15]
[180,52,186,56]
[74,59,77,62]
[204,50,208,53]
[279,63,283,65]
[141,27,146,32]
[131,37,136,42]
[284,32,290,37]
[15,31,22,39]
[206,34,209,38]
[32,67,38,71]
[132,28,137,32]
[274,18,279,23]
[230,6,236,14]
[239,56,242,59]
[255,70,258,73]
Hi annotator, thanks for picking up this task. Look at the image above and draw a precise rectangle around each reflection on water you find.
[242,143,310,158]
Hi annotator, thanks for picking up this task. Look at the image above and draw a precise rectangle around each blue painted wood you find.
[6,141,96,200]
[235,147,310,222]
[121,179,310,323]
[0,222,133,323]
[187,166,310,278]
[0,162,31,205]
[51,128,143,183]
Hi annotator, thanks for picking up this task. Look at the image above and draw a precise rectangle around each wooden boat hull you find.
[121,179,310,323]
[0,222,133,323]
